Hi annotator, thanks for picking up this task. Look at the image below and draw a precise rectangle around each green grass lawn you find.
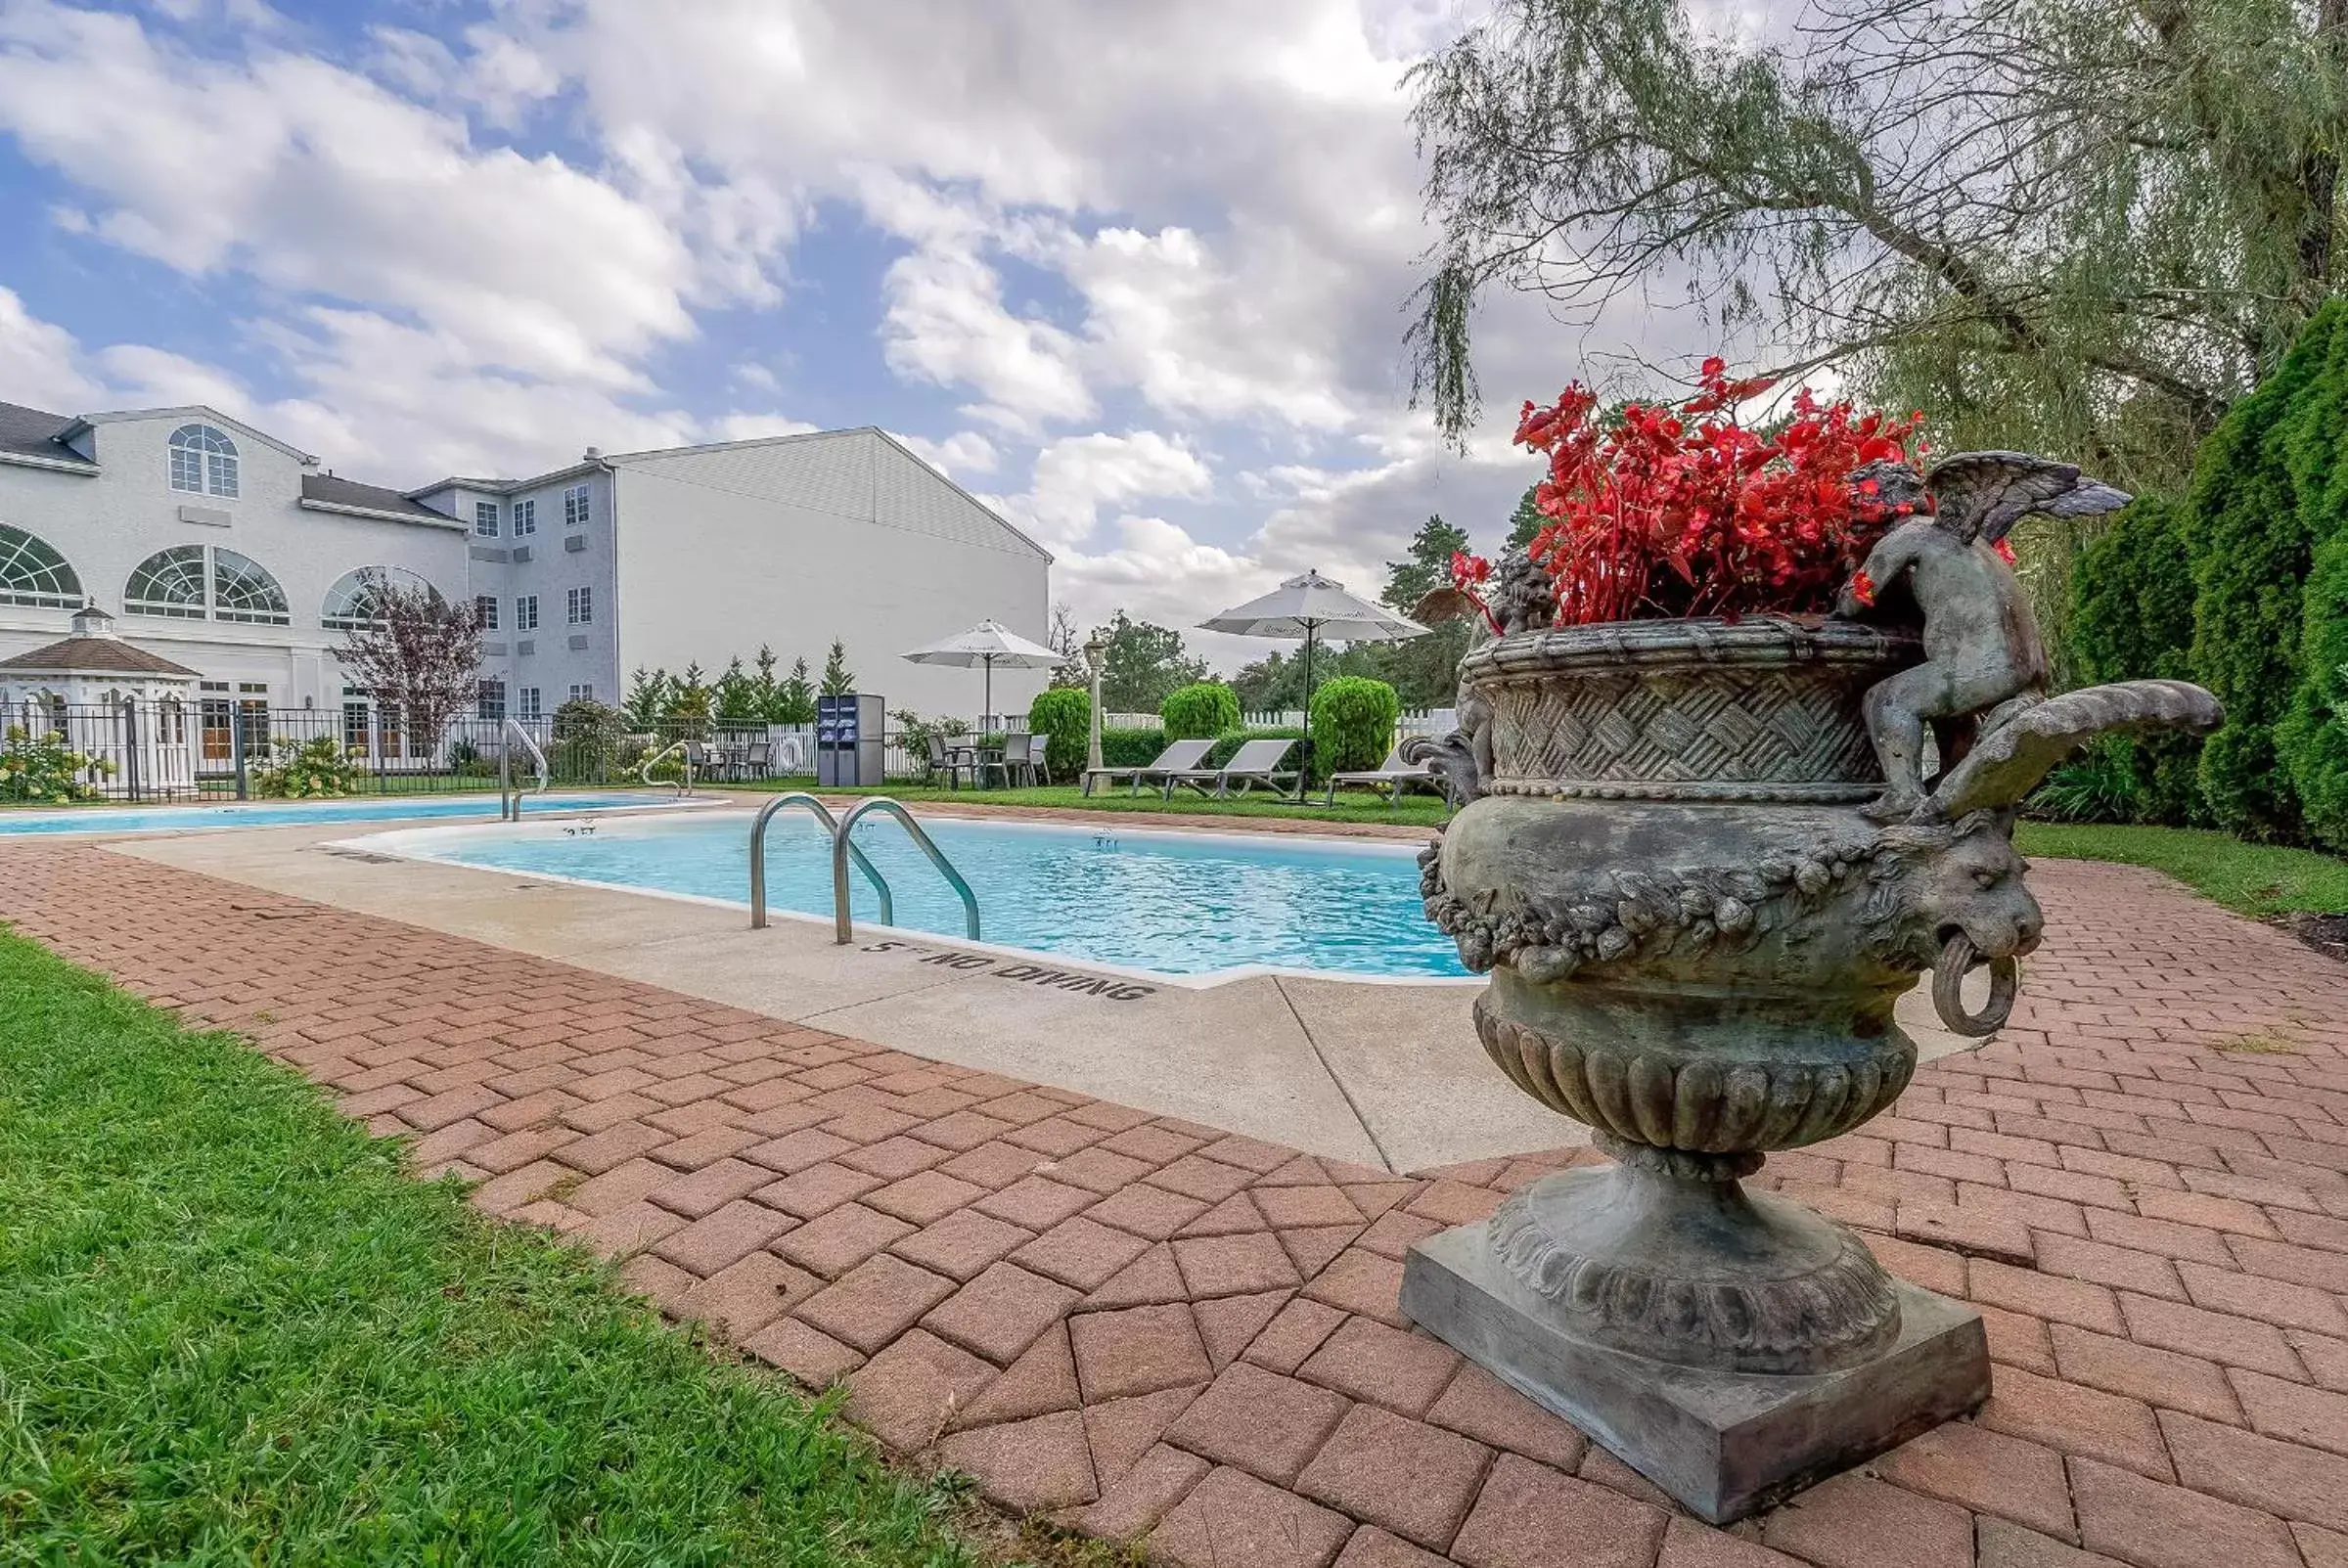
[0,929,1041,1566]
[2013,821,2348,918]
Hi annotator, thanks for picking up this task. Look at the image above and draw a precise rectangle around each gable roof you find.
[0,399,98,472]
[0,633,202,678]
[603,426,1051,561]
[299,471,458,525]
[57,405,317,465]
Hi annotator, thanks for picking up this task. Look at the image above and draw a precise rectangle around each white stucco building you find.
[0,397,1054,739]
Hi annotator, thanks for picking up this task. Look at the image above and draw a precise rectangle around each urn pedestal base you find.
[1401,1218,1991,1524]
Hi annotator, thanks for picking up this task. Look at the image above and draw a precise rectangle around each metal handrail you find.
[638,739,694,797]
[832,798,980,945]
[498,717,550,822]
[749,793,891,929]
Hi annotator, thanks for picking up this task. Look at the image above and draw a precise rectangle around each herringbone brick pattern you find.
[5,841,2346,1567]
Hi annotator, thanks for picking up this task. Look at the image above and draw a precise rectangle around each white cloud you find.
[1004,431,1213,553]
[0,284,97,409]
[895,429,999,477]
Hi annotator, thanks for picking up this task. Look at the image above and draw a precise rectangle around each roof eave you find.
[298,497,468,530]
[0,449,101,476]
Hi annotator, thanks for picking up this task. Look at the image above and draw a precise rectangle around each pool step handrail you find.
[498,718,550,822]
[831,798,980,945]
[749,793,891,929]
[639,739,695,798]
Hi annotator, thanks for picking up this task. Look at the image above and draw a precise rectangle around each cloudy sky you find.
[0,0,1679,667]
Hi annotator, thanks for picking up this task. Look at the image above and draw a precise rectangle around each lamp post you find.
[1084,633,1107,776]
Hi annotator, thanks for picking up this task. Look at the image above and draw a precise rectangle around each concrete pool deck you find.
[102,796,1972,1175]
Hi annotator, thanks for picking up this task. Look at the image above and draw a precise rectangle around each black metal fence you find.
[1,696,839,804]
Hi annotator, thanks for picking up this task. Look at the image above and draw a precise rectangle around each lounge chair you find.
[1323,744,1439,807]
[1159,738,1299,799]
[1082,737,1213,796]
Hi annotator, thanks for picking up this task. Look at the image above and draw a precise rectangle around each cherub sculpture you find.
[1835,453,2130,821]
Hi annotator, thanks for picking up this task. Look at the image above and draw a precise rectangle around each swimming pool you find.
[0,791,683,836]
[359,809,1472,982]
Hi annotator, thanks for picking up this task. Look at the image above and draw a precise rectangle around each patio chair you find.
[740,739,772,780]
[1159,737,1299,799]
[923,732,974,789]
[992,733,1042,788]
[1082,737,1213,796]
[1323,744,1438,807]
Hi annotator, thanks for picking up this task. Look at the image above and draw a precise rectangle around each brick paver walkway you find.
[6,842,2348,1567]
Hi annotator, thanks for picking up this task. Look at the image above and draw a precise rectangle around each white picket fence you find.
[1100,708,1455,739]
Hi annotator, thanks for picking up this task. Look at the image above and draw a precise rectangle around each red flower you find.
[1850,571,1877,608]
[1506,355,1920,625]
[1992,538,2018,566]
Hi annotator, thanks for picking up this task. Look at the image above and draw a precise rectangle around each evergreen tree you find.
[820,639,855,697]
[713,656,760,723]
[2068,498,2206,824]
[2189,299,2348,838]
[750,645,782,717]
[1507,481,1546,551]
[621,667,670,731]
[666,660,713,725]
[1381,515,1472,614]
[772,656,818,724]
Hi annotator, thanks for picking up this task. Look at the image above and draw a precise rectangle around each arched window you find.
[0,524,83,608]
[124,546,209,619]
[210,549,289,624]
[167,424,239,498]
[321,565,434,631]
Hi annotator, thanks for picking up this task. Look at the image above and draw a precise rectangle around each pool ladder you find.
[748,793,980,945]
[498,719,549,822]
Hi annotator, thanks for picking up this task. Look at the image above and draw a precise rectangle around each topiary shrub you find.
[1160,682,1240,739]
[1309,677,1400,778]
[2190,298,2348,838]
[1027,687,1090,778]
[2067,496,2205,824]
[2280,531,2348,849]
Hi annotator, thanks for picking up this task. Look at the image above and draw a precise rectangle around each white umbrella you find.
[1199,568,1426,797]
[900,617,1066,726]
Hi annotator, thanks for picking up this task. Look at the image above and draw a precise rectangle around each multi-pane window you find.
[564,484,590,528]
[517,687,543,721]
[124,546,209,618]
[167,425,240,498]
[515,595,539,631]
[474,502,500,538]
[0,524,84,608]
[210,549,290,624]
[566,587,591,625]
[567,684,594,702]
[477,680,507,721]
[474,595,499,631]
[513,499,536,535]
[321,565,435,631]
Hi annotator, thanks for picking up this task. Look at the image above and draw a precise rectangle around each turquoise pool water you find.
[394,813,1471,981]
[0,792,671,836]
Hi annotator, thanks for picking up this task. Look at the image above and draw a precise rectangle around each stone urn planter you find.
[1400,612,2216,1521]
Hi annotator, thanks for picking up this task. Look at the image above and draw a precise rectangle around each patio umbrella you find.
[899,618,1066,726]
[1199,568,1426,797]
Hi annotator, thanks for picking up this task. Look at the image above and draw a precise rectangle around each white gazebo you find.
[0,602,202,796]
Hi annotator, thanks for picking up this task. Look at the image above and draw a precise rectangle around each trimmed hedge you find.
[1160,682,1240,739]
[1100,727,1169,768]
[1026,688,1090,778]
[2280,531,2348,847]
[1309,677,1400,777]
[2066,497,2205,825]
[2188,298,2347,839]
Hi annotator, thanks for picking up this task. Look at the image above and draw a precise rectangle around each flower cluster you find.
[1455,359,1924,626]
